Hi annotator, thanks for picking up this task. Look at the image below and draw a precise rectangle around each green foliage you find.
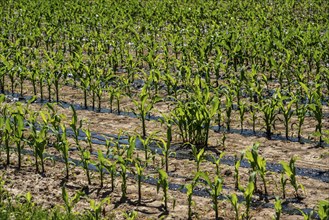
[226,193,240,220]
[280,157,304,198]
[318,200,329,220]
[132,83,161,138]
[192,145,205,173]
[61,186,84,215]
[273,197,282,220]
[200,172,223,220]
[260,95,279,139]
[243,177,255,220]
[234,153,244,191]
[133,158,144,204]
[185,172,200,220]
[86,198,110,220]
[0,0,328,219]
[157,169,169,212]
[171,82,218,148]
[245,143,268,195]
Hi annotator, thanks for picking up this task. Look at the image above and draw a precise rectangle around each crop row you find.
[1,95,328,219]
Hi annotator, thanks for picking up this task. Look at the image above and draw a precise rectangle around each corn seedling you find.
[61,186,84,216]
[157,169,169,212]
[243,174,255,220]
[200,172,223,220]
[185,172,200,220]
[280,172,288,199]
[58,125,71,180]
[132,84,161,138]
[278,94,295,140]
[280,157,304,198]
[245,143,268,195]
[226,193,240,220]
[157,137,175,173]
[95,150,107,188]
[273,197,282,220]
[102,154,116,192]
[234,153,244,191]
[223,88,234,132]
[294,101,307,143]
[317,200,329,220]
[80,148,92,185]
[117,156,128,201]
[192,145,205,173]
[69,105,83,148]
[87,198,110,220]
[211,152,225,177]
[34,125,48,174]
[12,107,25,169]
[260,97,279,139]
[238,101,247,133]
[134,158,144,204]
[83,126,93,152]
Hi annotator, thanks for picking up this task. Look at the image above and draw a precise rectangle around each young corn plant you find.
[273,197,282,220]
[226,193,240,220]
[280,157,304,198]
[83,126,93,152]
[137,132,156,168]
[80,64,91,109]
[34,125,48,174]
[157,169,169,213]
[87,198,110,220]
[301,82,324,146]
[80,148,92,185]
[107,86,116,113]
[280,172,288,199]
[234,153,244,191]
[192,145,205,173]
[317,200,329,220]
[200,172,223,220]
[117,156,128,201]
[243,174,255,220]
[127,135,136,160]
[114,88,123,115]
[3,116,13,166]
[157,137,175,173]
[95,150,107,188]
[245,143,268,196]
[132,84,161,138]
[238,101,247,133]
[185,172,200,220]
[12,108,25,169]
[133,158,144,204]
[211,152,225,177]
[278,94,295,140]
[294,101,307,143]
[308,94,324,147]
[101,147,116,192]
[26,111,39,172]
[69,105,82,148]
[260,97,279,139]
[61,186,84,216]
[58,125,71,180]
[223,88,234,132]
[71,109,92,184]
